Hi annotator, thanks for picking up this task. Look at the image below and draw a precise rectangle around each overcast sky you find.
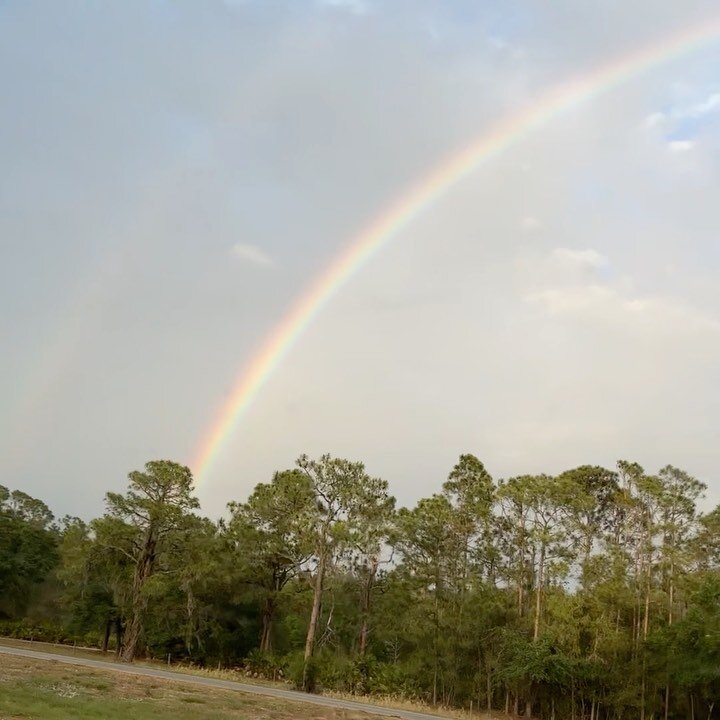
[3,0,720,519]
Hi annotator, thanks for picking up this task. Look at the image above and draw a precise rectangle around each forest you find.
[1,454,719,720]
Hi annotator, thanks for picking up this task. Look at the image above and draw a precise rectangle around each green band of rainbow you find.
[192,16,720,483]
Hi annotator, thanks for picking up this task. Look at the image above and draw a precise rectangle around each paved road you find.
[0,644,445,720]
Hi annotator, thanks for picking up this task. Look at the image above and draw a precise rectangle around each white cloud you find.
[683,92,720,119]
[667,139,695,152]
[646,92,720,128]
[524,249,720,337]
[515,248,611,304]
[526,283,720,336]
[521,216,541,231]
[551,247,609,272]
[644,92,720,148]
[644,111,666,129]
[231,243,273,266]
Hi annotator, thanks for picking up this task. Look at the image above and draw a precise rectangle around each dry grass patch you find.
[0,655,381,720]
[0,639,498,720]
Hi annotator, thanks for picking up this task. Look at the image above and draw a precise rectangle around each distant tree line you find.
[2,455,720,719]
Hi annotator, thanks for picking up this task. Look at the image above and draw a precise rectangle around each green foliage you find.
[287,650,317,691]
[0,618,73,644]
[243,648,287,679]
[2,455,720,719]
[0,486,58,618]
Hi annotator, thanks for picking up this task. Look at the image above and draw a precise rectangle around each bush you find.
[368,661,421,698]
[283,650,420,698]
[285,651,341,692]
[286,651,314,691]
[243,648,287,679]
[0,618,76,644]
[345,655,376,694]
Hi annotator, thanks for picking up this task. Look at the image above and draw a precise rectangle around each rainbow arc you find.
[192,17,720,483]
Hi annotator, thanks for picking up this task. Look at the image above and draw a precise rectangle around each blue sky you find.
[3,0,720,518]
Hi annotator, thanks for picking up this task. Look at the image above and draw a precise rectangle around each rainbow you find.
[192,16,720,483]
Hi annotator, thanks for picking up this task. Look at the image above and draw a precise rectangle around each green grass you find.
[0,638,495,720]
[0,636,108,661]
[0,655,377,720]
[0,637,286,687]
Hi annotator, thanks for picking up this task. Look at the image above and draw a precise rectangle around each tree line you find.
[1,454,719,719]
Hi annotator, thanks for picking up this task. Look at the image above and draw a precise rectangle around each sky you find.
[2,0,720,520]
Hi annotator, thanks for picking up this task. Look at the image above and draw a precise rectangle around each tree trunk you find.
[640,572,650,720]
[260,596,275,653]
[102,618,111,653]
[640,668,646,720]
[120,532,157,663]
[122,610,144,662]
[525,698,532,717]
[664,569,674,720]
[358,556,378,656]
[487,664,492,712]
[184,584,197,656]
[303,551,327,690]
[517,510,525,618]
[582,531,593,588]
[432,562,440,706]
[533,541,546,641]
[113,617,123,659]
[632,603,638,654]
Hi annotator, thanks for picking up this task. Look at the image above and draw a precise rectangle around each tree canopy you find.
[2,453,719,720]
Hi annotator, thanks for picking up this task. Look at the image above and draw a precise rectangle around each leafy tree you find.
[345,481,395,657]
[101,460,199,662]
[5,454,719,719]
[666,573,720,718]
[226,469,314,652]
[0,486,57,618]
[56,517,126,652]
[295,454,392,691]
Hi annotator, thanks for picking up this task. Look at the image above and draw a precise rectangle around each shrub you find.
[243,648,287,679]
[0,618,76,644]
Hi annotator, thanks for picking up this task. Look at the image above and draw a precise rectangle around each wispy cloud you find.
[681,92,720,119]
[644,111,666,129]
[644,91,720,149]
[231,243,273,266]
[521,216,541,231]
[551,247,609,272]
[526,283,720,336]
[524,249,720,337]
[646,91,720,125]
[667,139,695,153]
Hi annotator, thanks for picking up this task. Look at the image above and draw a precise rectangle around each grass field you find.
[0,637,108,662]
[0,654,382,720]
[0,639,494,720]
